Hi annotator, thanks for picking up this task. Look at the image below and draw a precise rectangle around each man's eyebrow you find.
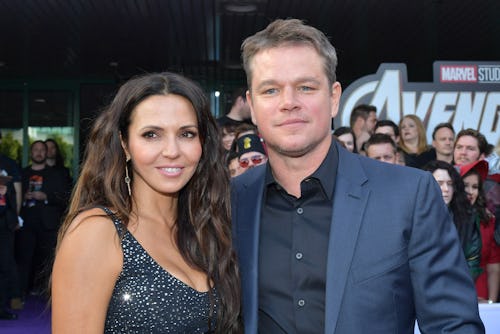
[255,77,321,91]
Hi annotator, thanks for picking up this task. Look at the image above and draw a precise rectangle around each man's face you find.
[228,157,243,178]
[364,111,377,134]
[432,127,455,156]
[366,143,397,164]
[238,97,252,120]
[31,142,47,164]
[375,125,397,143]
[247,44,341,159]
[454,135,483,165]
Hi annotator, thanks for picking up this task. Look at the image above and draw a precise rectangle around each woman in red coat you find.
[460,160,500,303]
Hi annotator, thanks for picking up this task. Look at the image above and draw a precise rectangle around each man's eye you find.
[264,88,277,94]
[299,86,313,91]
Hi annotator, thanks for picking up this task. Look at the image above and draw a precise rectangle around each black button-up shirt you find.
[258,141,338,334]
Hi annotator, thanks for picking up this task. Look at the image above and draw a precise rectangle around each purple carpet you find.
[0,296,51,334]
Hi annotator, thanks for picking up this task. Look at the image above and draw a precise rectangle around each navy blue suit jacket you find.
[231,142,484,334]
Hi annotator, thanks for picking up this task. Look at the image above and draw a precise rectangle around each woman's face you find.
[337,133,355,152]
[221,128,235,151]
[400,117,418,143]
[123,94,202,197]
[463,173,480,205]
[432,168,454,205]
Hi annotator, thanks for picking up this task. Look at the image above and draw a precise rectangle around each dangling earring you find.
[125,158,131,196]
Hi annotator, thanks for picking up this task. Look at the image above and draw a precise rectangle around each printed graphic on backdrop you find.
[336,62,500,145]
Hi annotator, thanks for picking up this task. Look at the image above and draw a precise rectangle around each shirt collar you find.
[264,139,339,200]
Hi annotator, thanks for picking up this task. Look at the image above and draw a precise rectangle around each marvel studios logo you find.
[440,65,500,83]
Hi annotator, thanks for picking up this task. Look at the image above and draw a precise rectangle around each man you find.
[0,131,23,311]
[374,119,399,144]
[231,19,483,333]
[0,144,21,319]
[235,133,268,175]
[365,133,399,164]
[0,132,21,215]
[454,128,487,166]
[432,123,455,164]
[216,86,253,128]
[17,140,69,298]
[350,104,377,152]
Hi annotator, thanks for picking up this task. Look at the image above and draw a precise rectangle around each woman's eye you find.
[182,131,197,138]
[143,131,157,139]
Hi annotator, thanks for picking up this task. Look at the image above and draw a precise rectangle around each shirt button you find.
[295,252,303,260]
[298,299,305,307]
[297,207,303,215]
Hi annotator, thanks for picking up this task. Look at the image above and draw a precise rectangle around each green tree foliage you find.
[0,132,22,163]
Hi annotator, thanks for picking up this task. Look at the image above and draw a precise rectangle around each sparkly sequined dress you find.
[101,207,218,333]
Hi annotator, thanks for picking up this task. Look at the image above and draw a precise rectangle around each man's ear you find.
[330,82,342,119]
[246,90,257,126]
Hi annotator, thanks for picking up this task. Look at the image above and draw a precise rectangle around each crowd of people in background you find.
[0,136,72,320]
[217,93,500,306]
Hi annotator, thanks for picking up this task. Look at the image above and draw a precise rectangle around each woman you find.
[333,126,357,153]
[51,72,241,333]
[399,115,435,168]
[423,160,481,280]
[460,160,500,303]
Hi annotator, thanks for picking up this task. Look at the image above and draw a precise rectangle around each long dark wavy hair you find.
[462,169,491,223]
[57,72,241,333]
[422,160,472,233]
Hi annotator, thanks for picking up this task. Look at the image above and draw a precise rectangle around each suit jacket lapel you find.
[235,168,266,334]
[324,147,369,334]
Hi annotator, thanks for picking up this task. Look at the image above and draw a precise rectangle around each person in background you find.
[459,160,500,304]
[0,175,19,319]
[364,133,399,164]
[220,123,237,151]
[484,138,500,248]
[234,133,267,175]
[232,18,483,334]
[0,131,24,311]
[333,127,356,153]
[216,86,253,128]
[17,140,70,299]
[398,114,436,168]
[0,132,22,215]
[44,138,73,190]
[51,72,241,333]
[422,160,482,281]
[431,123,455,164]
[226,150,244,178]
[454,129,487,166]
[454,129,500,249]
[374,119,399,144]
[349,104,377,153]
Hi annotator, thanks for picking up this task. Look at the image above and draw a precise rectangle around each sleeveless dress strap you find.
[97,205,124,235]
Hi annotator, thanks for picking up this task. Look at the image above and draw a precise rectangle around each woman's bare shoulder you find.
[59,207,123,256]
[65,207,118,235]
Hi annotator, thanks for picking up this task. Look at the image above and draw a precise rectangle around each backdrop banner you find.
[337,62,500,145]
